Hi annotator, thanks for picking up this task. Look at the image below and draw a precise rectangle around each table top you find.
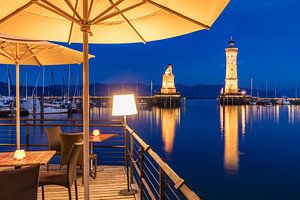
[89,133,118,143]
[0,151,56,167]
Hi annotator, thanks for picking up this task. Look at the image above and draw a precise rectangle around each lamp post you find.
[112,94,138,195]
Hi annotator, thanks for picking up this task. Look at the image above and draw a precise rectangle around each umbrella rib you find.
[5,45,16,60]
[25,43,43,66]
[68,0,80,44]
[93,1,146,25]
[0,1,34,24]
[35,0,80,25]
[0,50,14,61]
[19,44,33,60]
[90,0,125,24]
[0,41,8,49]
[64,0,83,21]
[144,0,210,29]
[87,0,94,20]
[20,46,53,64]
[108,0,146,44]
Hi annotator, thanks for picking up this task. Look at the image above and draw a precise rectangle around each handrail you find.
[0,117,200,199]
[125,125,200,200]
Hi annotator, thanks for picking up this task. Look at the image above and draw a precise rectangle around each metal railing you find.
[0,118,200,199]
[126,125,201,200]
[0,118,125,165]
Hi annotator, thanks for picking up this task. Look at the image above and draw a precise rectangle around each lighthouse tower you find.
[224,37,239,95]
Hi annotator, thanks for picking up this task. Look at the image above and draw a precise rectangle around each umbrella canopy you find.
[0,34,94,65]
[0,1,230,199]
[0,33,94,150]
[0,0,229,43]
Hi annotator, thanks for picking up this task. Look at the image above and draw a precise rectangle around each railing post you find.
[124,120,128,170]
[140,145,145,200]
[159,167,166,200]
[130,132,134,185]
[25,120,29,151]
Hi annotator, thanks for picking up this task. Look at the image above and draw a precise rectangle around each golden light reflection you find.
[241,106,246,136]
[221,106,239,174]
[154,107,180,154]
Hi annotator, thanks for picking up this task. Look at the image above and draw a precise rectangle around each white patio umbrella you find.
[0,33,94,150]
[0,1,230,199]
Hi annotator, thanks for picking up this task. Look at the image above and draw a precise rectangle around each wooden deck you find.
[38,165,136,200]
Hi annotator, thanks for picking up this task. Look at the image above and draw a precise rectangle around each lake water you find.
[1,99,300,200]
[128,99,300,200]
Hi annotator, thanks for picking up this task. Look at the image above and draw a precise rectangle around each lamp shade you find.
[112,94,138,116]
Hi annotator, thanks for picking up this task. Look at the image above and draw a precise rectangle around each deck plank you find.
[38,165,136,200]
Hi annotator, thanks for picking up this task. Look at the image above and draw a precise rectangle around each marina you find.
[0,0,299,200]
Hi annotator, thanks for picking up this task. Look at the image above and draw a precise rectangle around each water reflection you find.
[159,108,180,154]
[221,106,240,174]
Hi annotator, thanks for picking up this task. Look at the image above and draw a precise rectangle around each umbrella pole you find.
[15,61,20,150]
[82,0,90,199]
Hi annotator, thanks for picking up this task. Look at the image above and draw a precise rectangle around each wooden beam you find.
[0,47,15,61]
[68,0,80,44]
[108,0,146,44]
[37,0,80,25]
[144,0,210,29]
[20,45,53,63]
[64,0,83,21]
[0,1,33,24]
[0,42,8,49]
[93,1,145,25]
[87,0,94,20]
[19,44,33,60]
[25,43,43,66]
[0,50,14,61]
[90,0,125,24]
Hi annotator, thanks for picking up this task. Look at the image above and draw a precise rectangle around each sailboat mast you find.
[42,66,45,95]
[7,65,11,98]
[265,79,268,98]
[250,78,253,97]
[274,82,277,98]
[67,65,71,100]
[25,72,28,99]
[150,81,153,96]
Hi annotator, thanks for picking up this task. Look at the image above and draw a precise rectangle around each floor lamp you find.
[112,94,138,195]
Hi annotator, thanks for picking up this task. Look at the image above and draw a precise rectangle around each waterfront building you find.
[224,37,239,95]
[161,64,177,94]
[220,38,249,105]
[153,64,181,108]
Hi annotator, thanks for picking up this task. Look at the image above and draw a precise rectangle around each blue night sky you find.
[1,0,300,89]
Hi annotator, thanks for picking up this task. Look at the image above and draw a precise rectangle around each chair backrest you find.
[45,126,62,152]
[60,132,83,166]
[0,164,40,200]
[67,142,83,186]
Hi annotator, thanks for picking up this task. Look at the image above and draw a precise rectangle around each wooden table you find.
[0,151,56,167]
[89,133,118,178]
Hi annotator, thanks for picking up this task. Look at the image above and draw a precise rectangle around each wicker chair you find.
[45,126,62,153]
[45,126,63,170]
[0,164,40,200]
[39,142,83,200]
[60,132,97,178]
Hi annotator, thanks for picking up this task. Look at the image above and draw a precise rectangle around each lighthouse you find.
[220,38,248,105]
[224,37,239,94]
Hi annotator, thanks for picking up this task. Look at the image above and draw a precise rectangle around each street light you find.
[112,94,138,195]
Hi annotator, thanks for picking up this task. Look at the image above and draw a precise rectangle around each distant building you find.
[161,64,176,94]
[220,38,248,105]
[224,37,239,95]
[153,64,180,108]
